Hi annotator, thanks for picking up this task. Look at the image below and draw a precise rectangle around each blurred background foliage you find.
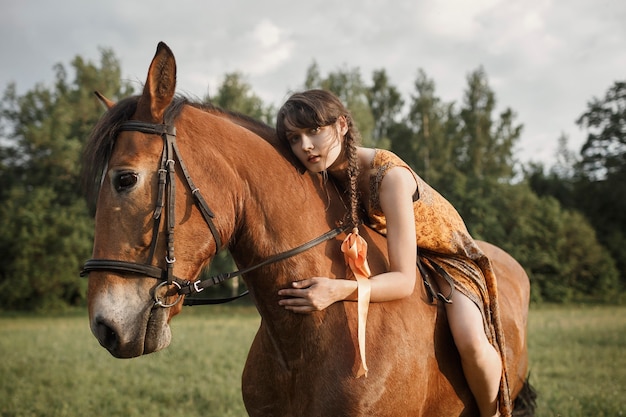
[1,49,624,310]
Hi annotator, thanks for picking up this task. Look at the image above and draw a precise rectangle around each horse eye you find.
[114,172,139,192]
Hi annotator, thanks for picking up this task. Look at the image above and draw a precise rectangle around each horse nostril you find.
[94,317,118,351]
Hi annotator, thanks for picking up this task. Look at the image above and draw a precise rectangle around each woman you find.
[276,89,509,417]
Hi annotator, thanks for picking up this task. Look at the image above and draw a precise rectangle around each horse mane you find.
[82,95,139,212]
[82,95,295,214]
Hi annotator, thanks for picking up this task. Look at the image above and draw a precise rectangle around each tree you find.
[577,81,626,180]
[0,186,92,310]
[0,48,134,310]
[525,81,626,294]
[303,61,322,90]
[458,67,521,182]
[397,69,460,185]
[525,134,579,209]
[575,80,626,286]
[487,182,619,303]
[207,72,274,124]
[366,69,403,150]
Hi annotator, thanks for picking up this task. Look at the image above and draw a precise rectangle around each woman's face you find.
[286,117,348,173]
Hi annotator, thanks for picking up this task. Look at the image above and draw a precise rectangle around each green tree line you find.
[0,49,623,311]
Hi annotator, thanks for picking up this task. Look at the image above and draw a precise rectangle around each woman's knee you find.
[445,294,492,359]
[454,332,492,361]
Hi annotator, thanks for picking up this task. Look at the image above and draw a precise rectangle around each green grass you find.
[0,306,259,417]
[527,305,626,417]
[1,305,624,417]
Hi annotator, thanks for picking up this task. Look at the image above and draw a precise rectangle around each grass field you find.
[1,304,624,417]
[526,305,625,417]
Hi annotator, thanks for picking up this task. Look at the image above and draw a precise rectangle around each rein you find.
[81,117,348,307]
[181,225,348,306]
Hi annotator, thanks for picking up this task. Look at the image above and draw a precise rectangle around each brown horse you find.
[82,42,535,416]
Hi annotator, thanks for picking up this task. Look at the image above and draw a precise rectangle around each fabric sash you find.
[341,227,372,378]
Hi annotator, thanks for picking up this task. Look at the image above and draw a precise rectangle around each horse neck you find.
[183,106,344,279]
[229,145,344,280]
[231,167,349,364]
[183,107,348,359]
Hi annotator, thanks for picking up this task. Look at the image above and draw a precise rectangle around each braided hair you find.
[276,89,362,228]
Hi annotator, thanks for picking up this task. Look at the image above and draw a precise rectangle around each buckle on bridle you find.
[193,280,204,293]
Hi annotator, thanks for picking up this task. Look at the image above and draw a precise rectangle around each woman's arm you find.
[278,167,417,313]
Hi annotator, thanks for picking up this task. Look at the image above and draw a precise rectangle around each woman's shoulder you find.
[356,147,377,168]
[371,149,409,170]
[369,149,415,182]
[366,149,420,214]
[355,147,409,171]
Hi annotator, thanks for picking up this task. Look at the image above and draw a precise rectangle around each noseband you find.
[81,117,349,307]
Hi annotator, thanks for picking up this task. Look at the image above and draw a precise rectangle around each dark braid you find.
[343,115,361,228]
[276,89,363,228]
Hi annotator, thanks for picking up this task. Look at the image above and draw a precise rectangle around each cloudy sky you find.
[2,0,624,165]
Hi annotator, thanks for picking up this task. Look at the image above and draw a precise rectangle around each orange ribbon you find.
[341,227,372,378]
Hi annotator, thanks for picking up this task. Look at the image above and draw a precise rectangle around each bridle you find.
[81,116,348,307]
[81,117,222,307]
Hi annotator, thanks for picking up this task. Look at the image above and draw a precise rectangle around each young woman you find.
[275,89,509,417]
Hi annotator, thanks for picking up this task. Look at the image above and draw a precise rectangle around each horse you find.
[82,42,535,416]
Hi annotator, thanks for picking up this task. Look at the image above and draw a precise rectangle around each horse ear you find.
[94,91,116,109]
[137,41,177,122]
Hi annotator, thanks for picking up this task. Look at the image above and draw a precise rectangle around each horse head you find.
[83,43,230,357]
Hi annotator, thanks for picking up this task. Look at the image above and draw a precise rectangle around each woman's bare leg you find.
[445,292,501,417]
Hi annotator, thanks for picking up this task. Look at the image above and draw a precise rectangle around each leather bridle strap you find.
[82,259,167,280]
[118,121,222,258]
[170,138,222,252]
[82,225,349,305]
[178,226,349,304]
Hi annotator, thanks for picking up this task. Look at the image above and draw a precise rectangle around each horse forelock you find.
[82,96,139,213]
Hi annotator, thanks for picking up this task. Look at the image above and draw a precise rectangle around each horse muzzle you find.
[89,285,172,358]
[91,308,172,358]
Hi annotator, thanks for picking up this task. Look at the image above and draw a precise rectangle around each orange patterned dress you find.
[365,149,512,416]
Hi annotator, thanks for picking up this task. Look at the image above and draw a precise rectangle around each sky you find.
[2,0,624,165]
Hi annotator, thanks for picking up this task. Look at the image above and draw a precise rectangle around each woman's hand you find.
[278,278,356,314]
